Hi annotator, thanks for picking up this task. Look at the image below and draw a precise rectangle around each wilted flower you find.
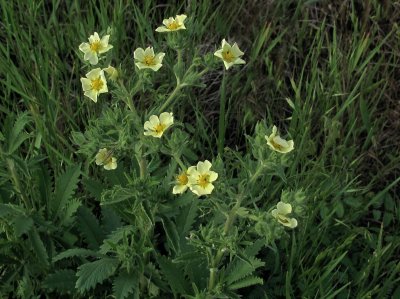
[79,32,113,65]
[155,14,187,32]
[265,125,294,154]
[271,202,297,228]
[144,112,174,138]
[214,39,245,70]
[80,68,108,103]
[187,160,218,196]
[173,171,190,194]
[134,47,165,71]
[103,65,118,81]
[95,148,117,170]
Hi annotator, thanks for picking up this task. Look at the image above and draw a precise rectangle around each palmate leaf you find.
[75,258,119,293]
[113,271,138,299]
[59,198,82,227]
[51,164,81,220]
[43,269,77,293]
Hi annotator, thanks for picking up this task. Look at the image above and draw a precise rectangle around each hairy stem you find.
[217,69,227,155]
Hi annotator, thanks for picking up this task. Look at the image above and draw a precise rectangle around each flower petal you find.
[134,48,145,61]
[173,184,188,194]
[277,202,292,215]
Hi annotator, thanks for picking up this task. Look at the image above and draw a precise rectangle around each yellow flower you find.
[173,171,190,194]
[271,202,297,228]
[134,47,165,72]
[155,14,187,32]
[80,68,108,103]
[95,148,117,170]
[79,32,113,65]
[103,65,118,81]
[187,160,218,196]
[143,112,174,138]
[265,125,294,154]
[214,39,245,70]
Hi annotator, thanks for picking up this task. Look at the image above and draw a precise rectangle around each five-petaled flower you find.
[271,202,298,228]
[155,14,187,32]
[95,148,117,170]
[79,32,113,65]
[144,112,174,138]
[214,39,245,70]
[187,160,218,196]
[265,125,294,154]
[134,47,165,71]
[173,170,190,194]
[80,68,108,103]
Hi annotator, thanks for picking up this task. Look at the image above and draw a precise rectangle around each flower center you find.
[90,41,101,52]
[167,21,180,30]
[154,123,165,134]
[198,174,210,188]
[271,138,284,151]
[144,55,155,66]
[91,77,104,91]
[222,50,235,62]
[177,173,188,185]
[277,214,290,224]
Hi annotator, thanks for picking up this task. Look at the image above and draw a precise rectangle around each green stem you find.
[173,155,186,171]
[217,69,227,155]
[157,84,182,114]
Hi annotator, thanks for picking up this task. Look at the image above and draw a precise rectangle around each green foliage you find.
[0,0,399,298]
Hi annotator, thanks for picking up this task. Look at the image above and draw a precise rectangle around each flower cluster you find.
[95,148,117,170]
[173,160,218,196]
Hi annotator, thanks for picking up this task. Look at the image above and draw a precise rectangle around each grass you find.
[1,0,399,298]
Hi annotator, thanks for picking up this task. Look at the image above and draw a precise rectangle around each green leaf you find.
[77,206,105,250]
[228,275,263,290]
[51,164,81,219]
[13,214,33,236]
[76,258,119,293]
[157,256,189,295]
[113,271,138,299]
[225,256,264,285]
[28,228,49,266]
[161,217,180,255]
[176,199,198,239]
[5,112,32,154]
[43,270,77,293]
[59,198,82,227]
[53,248,98,263]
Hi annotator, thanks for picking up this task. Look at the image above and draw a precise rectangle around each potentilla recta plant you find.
[64,15,307,299]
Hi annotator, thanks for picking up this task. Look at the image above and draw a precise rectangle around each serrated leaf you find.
[161,217,180,255]
[157,256,189,295]
[28,229,49,266]
[176,199,198,239]
[13,214,33,236]
[6,112,32,154]
[51,165,81,220]
[113,271,138,299]
[43,270,76,293]
[59,198,81,227]
[228,276,263,290]
[101,206,123,236]
[76,258,119,293]
[77,206,104,250]
[99,226,134,254]
[53,248,98,263]
[225,256,264,285]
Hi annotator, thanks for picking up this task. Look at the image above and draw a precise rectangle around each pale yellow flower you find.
[265,125,294,154]
[103,65,118,81]
[271,202,297,228]
[80,68,108,103]
[187,160,218,196]
[214,39,245,70]
[134,47,165,71]
[95,148,117,170]
[173,171,190,194]
[155,14,187,32]
[143,112,174,138]
[79,32,113,65]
